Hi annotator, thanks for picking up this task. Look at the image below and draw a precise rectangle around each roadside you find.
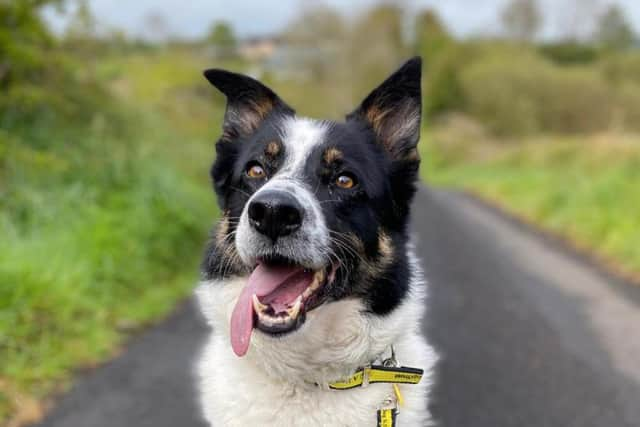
[462,190,640,289]
[0,48,221,426]
[421,120,640,283]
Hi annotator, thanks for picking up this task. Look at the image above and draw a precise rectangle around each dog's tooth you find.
[288,295,303,318]
[257,311,276,326]
[305,283,318,297]
[303,272,322,299]
[252,294,268,313]
[312,270,325,289]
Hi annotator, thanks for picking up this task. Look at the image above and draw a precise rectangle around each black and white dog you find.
[196,57,437,426]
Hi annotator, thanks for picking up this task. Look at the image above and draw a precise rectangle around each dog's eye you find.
[246,163,266,179]
[335,174,356,189]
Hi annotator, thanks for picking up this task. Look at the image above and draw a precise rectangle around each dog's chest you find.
[195,275,435,427]
[198,336,429,427]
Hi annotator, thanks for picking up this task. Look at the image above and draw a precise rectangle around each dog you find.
[196,57,437,426]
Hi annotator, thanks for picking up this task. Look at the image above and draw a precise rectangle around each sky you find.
[44,0,640,41]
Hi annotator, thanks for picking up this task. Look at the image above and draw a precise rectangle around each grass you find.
[421,126,640,280]
[0,48,224,425]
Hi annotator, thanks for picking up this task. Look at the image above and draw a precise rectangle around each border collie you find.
[196,57,437,426]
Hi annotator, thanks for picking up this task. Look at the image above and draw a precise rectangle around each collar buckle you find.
[381,345,398,368]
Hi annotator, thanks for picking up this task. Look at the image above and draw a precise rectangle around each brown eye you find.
[246,163,266,179]
[336,174,356,189]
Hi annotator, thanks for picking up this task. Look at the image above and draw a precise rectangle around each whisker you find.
[230,186,253,199]
[318,199,342,205]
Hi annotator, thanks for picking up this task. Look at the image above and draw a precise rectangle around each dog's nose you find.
[248,190,303,241]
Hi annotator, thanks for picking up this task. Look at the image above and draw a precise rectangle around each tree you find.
[208,21,236,51]
[349,4,407,97]
[594,4,636,50]
[283,5,346,80]
[143,10,170,42]
[284,5,345,45]
[0,0,62,89]
[63,0,99,54]
[414,9,452,67]
[558,0,600,41]
[501,0,542,41]
[64,0,96,40]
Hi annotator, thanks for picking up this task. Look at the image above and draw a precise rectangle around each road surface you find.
[35,188,640,427]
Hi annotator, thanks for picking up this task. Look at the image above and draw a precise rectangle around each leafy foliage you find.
[207,20,236,58]
[0,0,119,130]
[538,41,600,65]
[501,0,542,41]
[460,51,618,135]
[0,3,220,424]
[414,10,453,68]
[594,5,636,51]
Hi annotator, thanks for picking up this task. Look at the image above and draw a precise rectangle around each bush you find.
[612,82,640,130]
[460,52,615,135]
[538,42,600,65]
[599,52,640,86]
[423,43,478,116]
[0,1,121,132]
[424,113,492,169]
[536,67,615,133]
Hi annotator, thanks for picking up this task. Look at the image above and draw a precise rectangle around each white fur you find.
[235,117,331,269]
[196,250,437,426]
[277,117,331,176]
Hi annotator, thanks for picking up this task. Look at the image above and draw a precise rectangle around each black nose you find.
[248,190,303,241]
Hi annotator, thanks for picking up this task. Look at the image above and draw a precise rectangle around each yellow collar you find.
[328,365,424,390]
[321,346,425,427]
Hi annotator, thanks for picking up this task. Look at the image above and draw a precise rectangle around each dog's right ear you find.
[204,69,294,141]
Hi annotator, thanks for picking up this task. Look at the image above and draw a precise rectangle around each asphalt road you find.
[34,188,640,427]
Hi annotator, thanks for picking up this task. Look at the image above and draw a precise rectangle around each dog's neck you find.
[197,276,417,388]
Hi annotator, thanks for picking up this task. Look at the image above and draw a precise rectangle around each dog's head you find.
[202,58,422,357]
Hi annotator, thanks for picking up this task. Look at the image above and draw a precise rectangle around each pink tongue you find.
[230,263,308,357]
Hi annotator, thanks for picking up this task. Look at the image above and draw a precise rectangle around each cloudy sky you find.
[44,0,640,41]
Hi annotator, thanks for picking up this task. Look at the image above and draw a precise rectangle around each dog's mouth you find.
[229,255,335,357]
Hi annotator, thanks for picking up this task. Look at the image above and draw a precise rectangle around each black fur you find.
[202,58,423,316]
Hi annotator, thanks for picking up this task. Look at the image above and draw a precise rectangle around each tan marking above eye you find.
[336,174,355,189]
[265,141,281,157]
[246,164,266,179]
[323,147,343,164]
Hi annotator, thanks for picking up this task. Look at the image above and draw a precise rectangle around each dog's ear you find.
[346,57,422,163]
[348,58,423,220]
[204,69,294,141]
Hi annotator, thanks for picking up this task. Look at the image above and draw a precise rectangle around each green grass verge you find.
[0,48,222,425]
[421,129,640,279]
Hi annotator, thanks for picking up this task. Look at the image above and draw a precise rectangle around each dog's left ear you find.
[347,57,422,163]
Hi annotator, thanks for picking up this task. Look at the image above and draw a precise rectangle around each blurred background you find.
[2,0,640,425]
